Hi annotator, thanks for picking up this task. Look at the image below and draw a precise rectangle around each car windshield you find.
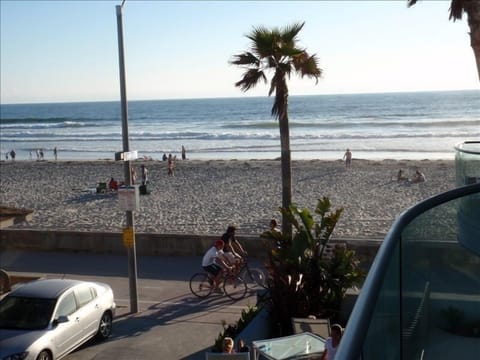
[0,296,57,330]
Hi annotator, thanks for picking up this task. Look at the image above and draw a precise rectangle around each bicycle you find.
[189,269,247,300]
[235,258,267,289]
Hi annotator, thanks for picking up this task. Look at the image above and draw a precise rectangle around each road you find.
[0,250,263,359]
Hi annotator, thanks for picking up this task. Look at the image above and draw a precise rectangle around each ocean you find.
[1,90,479,161]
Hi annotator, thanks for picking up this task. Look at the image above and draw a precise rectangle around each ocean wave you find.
[0,120,102,129]
[2,130,478,143]
[223,118,480,130]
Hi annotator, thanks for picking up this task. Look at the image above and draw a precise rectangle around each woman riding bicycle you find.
[221,225,247,270]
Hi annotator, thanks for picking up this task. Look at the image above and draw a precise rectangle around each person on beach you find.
[108,177,119,191]
[167,154,175,176]
[410,169,426,184]
[321,324,343,360]
[141,164,148,185]
[53,147,58,161]
[162,153,167,161]
[10,150,16,161]
[397,169,408,183]
[343,148,352,168]
[201,239,233,292]
[181,145,186,160]
[5,152,8,160]
[131,166,137,185]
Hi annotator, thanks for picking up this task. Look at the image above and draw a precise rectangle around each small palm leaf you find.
[235,69,267,92]
[230,52,260,66]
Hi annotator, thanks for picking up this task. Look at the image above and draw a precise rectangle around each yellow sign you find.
[123,227,135,247]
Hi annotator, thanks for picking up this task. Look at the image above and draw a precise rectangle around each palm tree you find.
[408,0,480,81]
[230,22,322,234]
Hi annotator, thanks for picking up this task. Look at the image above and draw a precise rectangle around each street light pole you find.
[116,1,138,313]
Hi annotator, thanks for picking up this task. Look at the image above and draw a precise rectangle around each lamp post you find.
[116,0,138,313]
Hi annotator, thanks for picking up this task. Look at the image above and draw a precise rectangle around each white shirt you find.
[202,246,223,267]
[325,337,338,360]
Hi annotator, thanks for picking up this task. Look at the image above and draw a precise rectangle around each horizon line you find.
[1,88,478,106]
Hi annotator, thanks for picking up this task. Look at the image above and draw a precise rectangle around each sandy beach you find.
[0,158,456,239]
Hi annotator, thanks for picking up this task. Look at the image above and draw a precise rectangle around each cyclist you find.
[221,225,247,269]
[202,239,233,292]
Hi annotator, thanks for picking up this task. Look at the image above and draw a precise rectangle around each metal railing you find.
[336,182,480,359]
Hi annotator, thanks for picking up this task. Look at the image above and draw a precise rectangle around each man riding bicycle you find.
[202,239,234,292]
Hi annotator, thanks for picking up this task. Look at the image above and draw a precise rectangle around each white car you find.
[0,278,116,360]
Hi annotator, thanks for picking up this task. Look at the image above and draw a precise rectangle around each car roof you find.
[10,279,85,299]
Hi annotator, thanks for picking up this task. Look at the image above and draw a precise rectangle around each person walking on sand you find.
[141,164,148,185]
[181,145,186,160]
[167,154,175,176]
[10,149,16,161]
[53,147,58,161]
[131,166,137,185]
[343,148,352,168]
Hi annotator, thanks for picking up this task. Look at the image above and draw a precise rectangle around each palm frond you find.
[230,52,261,67]
[407,0,466,21]
[247,26,279,59]
[280,22,305,44]
[449,0,466,21]
[234,69,266,92]
[293,53,322,83]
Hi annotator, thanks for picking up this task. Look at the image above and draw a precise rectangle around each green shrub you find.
[262,197,365,334]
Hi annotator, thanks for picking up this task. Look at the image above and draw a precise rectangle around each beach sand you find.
[0,158,456,239]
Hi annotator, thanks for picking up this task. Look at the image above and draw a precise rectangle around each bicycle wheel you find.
[223,275,247,300]
[189,272,213,298]
[245,268,267,289]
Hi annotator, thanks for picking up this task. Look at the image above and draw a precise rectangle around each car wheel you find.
[96,311,112,340]
[36,350,52,360]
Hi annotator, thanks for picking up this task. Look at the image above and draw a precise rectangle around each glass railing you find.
[337,183,480,360]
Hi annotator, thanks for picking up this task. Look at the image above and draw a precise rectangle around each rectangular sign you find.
[123,227,134,247]
[118,185,139,211]
[115,150,138,161]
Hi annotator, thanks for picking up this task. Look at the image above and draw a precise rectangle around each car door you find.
[74,285,101,341]
[51,290,83,358]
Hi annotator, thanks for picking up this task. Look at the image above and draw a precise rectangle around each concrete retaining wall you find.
[0,229,381,270]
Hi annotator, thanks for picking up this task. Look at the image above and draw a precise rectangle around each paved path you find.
[0,250,263,359]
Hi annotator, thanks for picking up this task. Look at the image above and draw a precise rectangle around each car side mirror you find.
[53,315,69,327]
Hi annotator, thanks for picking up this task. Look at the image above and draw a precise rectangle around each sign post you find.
[116,1,138,313]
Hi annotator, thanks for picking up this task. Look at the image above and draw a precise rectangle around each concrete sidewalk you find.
[0,250,263,359]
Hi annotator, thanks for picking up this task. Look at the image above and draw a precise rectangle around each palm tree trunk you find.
[277,80,293,235]
[279,114,292,234]
[465,0,480,81]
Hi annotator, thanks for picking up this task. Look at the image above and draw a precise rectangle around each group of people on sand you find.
[162,153,177,176]
[107,163,149,192]
[397,169,426,184]
[5,150,16,161]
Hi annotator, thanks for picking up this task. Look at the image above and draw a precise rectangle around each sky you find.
[0,0,478,104]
